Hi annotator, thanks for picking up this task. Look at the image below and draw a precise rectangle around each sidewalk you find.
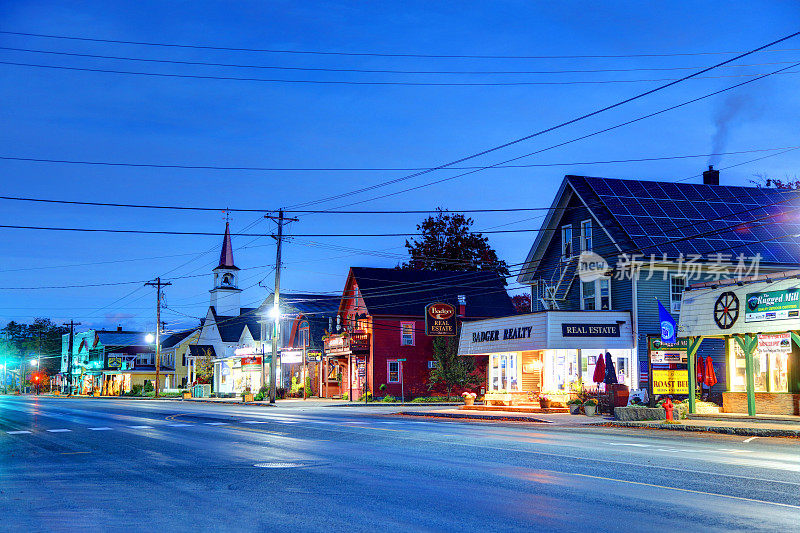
[604,417,800,437]
[397,407,610,425]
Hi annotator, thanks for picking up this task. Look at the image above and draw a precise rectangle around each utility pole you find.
[145,278,172,398]
[63,320,81,396]
[264,210,298,403]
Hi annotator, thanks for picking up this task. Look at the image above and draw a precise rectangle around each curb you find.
[397,411,552,423]
[603,421,800,438]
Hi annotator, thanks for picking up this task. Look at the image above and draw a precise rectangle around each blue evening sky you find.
[0,1,799,332]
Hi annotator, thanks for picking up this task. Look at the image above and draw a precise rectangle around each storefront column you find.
[733,334,758,416]
[686,336,704,414]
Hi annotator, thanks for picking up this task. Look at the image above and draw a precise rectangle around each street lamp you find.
[145,333,155,344]
[30,359,38,366]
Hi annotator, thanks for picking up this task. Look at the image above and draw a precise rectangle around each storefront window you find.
[490,353,519,391]
[729,337,788,393]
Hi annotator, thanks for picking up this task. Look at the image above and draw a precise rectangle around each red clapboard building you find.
[322,267,514,400]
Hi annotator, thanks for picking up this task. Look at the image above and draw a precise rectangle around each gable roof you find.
[160,329,197,349]
[518,175,800,283]
[209,307,261,343]
[345,267,514,318]
[257,293,340,318]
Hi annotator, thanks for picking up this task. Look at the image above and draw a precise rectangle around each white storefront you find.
[458,311,635,398]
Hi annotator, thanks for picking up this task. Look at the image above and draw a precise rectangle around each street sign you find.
[397,358,407,362]
[425,302,458,336]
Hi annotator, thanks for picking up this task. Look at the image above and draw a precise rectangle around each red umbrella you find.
[592,354,605,383]
[696,355,705,387]
[704,356,718,388]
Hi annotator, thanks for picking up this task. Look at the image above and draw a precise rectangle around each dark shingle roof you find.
[212,307,261,343]
[160,329,196,349]
[349,267,514,318]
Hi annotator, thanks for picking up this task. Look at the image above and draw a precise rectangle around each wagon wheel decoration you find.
[713,291,739,329]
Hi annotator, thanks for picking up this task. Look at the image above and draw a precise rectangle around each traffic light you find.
[33,374,40,383]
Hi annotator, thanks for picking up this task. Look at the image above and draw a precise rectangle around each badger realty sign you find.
[425,302,457,336]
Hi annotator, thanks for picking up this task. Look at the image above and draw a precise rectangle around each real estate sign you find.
[745,289,800,323]
[425,302,457,336]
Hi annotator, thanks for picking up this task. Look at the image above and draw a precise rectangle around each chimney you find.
[117,325,122,332]
[457,294,466,317]
[703,165,719,186]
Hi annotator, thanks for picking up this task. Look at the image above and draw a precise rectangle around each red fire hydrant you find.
[663,398,674,421]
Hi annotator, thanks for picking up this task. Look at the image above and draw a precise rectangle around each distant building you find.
[322,267,514,400]
[60,327,175,395]
[256,292,340,395]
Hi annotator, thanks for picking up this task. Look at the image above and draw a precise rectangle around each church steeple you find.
[218,222,237,269]
[210,221,241,315]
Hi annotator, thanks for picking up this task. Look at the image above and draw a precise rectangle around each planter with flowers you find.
[583,398,598,416]
[461,392,477,406]
[567,398,583,415]
[539,395,552,409]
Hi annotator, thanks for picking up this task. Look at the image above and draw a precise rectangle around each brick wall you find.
[722,392,800,415]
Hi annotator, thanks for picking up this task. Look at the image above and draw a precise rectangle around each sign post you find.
[397,358,407,403]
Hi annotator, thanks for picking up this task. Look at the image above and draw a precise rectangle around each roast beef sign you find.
[425,302,457,336]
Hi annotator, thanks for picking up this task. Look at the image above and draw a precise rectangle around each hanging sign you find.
[425,302,457,336]
[306,350,322,362]
[240,356,262,372]
[649,337,689,364]
[745,289,800,323]
[755,333,791,355]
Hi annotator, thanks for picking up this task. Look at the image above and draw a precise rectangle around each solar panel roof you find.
[567,176,800,265]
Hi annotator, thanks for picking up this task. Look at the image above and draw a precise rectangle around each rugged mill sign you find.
[425,302,458,336]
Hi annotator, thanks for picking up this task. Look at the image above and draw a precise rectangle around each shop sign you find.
[472,326,532,343]
[425,302,458,336]
[281,351,303,364]
[561,323,620,337]
[649,337,688,364]
[755,333,791,355]
[652,369,689,394]
[241,356,262,372]
[745,289,800,323]
[306,350,322,362]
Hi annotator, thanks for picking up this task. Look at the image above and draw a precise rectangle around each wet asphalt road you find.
[0,396,798,532]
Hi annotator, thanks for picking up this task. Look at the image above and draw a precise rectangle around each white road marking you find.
[167,423,191,427]
[743,436,759,443]
[241,420,267,424]
[88,427,113,431]
[47,429,71,433]
[605,442,650,447]
[6,430,31,435]
[127,425,153,429]
[203,422,227,425]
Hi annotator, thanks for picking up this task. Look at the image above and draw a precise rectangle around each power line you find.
[300,63,800,210]
[2,30,799,59]
[3,59,800,86]
[3,46,798,74]
[0,145,796,173]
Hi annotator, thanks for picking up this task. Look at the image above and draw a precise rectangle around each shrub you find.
[143,381,154,393]
[254,392,265,401]
[583,398,598,406]
[410,396,454,403]
[567,398,582,405]
[381,395,397,403]
[258,385,269,395]
[342,393,349,401]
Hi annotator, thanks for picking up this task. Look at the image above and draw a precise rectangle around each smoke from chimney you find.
[708,92,759,166]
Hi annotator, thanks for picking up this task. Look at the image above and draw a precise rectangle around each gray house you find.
[515,168,800,392]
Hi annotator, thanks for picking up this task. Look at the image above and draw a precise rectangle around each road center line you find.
[6,430,31,434]
[47,429,71,433]
[127,425,153,429]
[88,427,113,431]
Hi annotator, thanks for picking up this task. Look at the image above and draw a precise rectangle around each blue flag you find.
[657,299,677,343]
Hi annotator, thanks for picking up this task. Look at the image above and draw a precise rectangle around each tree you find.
[749,172,800,189]
[1,318,67,380]
[195,350,214,385]
[402,208,510,279]
[428,335,477,399]
[511,294,531,314]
